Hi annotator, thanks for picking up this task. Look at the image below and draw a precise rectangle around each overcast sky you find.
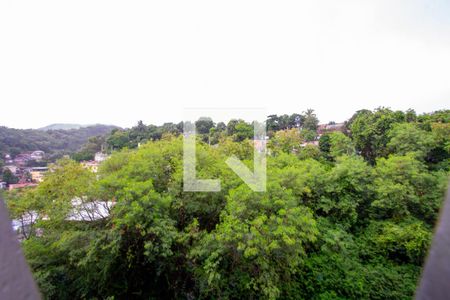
[1,0,449,129]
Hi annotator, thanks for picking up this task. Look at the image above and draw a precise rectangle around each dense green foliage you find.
[2,168,18,184]
[104,110,320,151]
[5,108,450,299]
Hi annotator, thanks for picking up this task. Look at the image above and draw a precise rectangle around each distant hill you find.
[39,123,88,131]
[0,124,120,159]
[38,123,116,131]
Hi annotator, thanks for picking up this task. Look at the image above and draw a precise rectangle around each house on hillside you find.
[13,153,32,166]
[3,165,18,174]
[317,122,346,135]
[254,137,269,153]
[300,141,319,147]
[81,161,99,173]
[94,152,108,162]
[30,151,45,161]
[8,183,38,190]
[4,154,13,164]
[30,167,48,183]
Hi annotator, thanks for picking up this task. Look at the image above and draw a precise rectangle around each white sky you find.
[1,0,449,129]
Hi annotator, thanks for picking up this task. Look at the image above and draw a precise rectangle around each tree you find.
[300,129,317,142]
[128,121,151,145]
[348,108,405,163]
[289,113,303,128]
[195,117,214,135]
[266,115,280,132]
[319,134,331,158]
[161,122,181,135]
[226,119,239,135]
[71,150,95,162]
[387,123,434,158]
[277,114,291,130]
[106,129,130,150]
[216,122,226,132]
[208,122,227,145]
[329,132,355,159]
[71,135,105,162]
[298,144,321,160]
[364,220,431,265]
[6,189,42,239]
[233,120,254,142]
[269,128,302,154]
[426,122,450,169]
[371,154,447,222]
[217,137,254,161]
[2,168,18,184]
[34,158,100,224]
[405,109,417,123]
[302,109,319,131]
[194,183,318,299]
[417,109,450,129]
[320,155,374,228]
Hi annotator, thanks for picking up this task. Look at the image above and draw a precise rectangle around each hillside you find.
[0,124,119,158]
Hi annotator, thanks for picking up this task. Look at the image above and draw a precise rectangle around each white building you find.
[30,151,45,161]
[3,165,18,174]
[94,152,109,162]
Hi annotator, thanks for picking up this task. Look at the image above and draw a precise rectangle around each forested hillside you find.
[5,108,450,299]
[0,125,118,158]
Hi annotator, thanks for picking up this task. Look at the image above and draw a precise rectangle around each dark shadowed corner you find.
[0,195,41,300]
[416,184,450,300]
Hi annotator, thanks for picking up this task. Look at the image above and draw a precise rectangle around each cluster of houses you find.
[1,151,48,190]
[317,122,346,135]
[2,151,111,240]
[1,151,110,191]
[4,150,46,167]
[80,152,109,173]
[300,122,346,147]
